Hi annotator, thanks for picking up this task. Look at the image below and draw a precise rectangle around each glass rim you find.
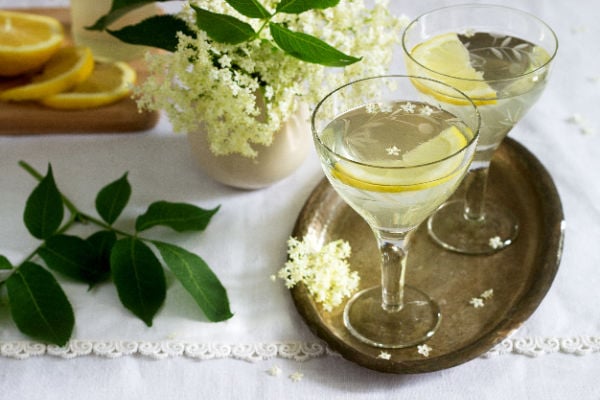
[401,3,559,86]
[311,74,481,171]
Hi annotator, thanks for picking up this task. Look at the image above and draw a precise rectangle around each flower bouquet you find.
[90,0,406,158]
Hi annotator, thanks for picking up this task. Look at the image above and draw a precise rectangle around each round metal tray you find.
[290,137,565,373]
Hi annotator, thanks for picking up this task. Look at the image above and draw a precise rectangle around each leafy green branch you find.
[0,161,232,346]
[87,0,361,67]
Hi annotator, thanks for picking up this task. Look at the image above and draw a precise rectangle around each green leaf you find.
[38,234,108,285]
[269,23,361,67]
[191,5,255,44]
[154,241,233,322]
[135,201,220,233]
[0,255,12,270]
[23,164,64,240]
[6,262,74,346]
[107,15,196,53]
[87,0,168,30]
[225,0,271,18]
[95,172,131,225]
[276,0,340,14]
[111,238,166,326]
[87,230,117,278]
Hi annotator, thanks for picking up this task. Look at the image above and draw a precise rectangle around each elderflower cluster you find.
[278,236,359,311]
[135,0,407,157]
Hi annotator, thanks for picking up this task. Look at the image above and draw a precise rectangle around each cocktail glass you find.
[402,4,558,254]
[312,75,480,348]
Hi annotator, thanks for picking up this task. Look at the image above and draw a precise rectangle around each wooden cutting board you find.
[0,8,160,135]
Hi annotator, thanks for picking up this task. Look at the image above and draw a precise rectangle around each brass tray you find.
[290,137,565,374]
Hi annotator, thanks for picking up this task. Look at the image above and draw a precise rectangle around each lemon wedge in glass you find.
[40,60,136,109]
[406,32,497,105]
[332,125,470,192]
[0,10,65,77]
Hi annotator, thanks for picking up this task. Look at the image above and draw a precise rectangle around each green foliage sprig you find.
[0,161,232,346]
[87,0,361,67]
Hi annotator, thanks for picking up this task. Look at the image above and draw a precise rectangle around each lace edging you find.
[1,336,598,360]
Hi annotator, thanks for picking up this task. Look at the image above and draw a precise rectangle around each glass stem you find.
[374,230,411,313]
[463,163,491,222]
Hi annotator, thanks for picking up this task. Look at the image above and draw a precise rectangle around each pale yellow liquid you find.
[318,101,473,233]
[457,32,551,160]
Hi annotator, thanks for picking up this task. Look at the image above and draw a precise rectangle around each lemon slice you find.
[0,46,94,101]
[40,60,136,109]
[0,10,65,77]
[332,126,469,193]
[407,32,497,105]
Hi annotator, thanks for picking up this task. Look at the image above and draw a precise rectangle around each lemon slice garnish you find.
[40,60,136,109]
[0,10,65,77]
[0,46,94,101]
[332,125,470,192]
[407,32,497,105]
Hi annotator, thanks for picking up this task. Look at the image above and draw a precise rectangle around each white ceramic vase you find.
[187,103,311,190]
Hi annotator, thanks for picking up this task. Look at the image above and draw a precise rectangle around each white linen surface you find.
[0,0,598,398]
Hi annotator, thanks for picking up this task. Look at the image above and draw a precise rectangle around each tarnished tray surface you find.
[291,137,565,374]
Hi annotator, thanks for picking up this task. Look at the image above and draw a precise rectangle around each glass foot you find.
[343,286,440,349]
[427,199,519,255]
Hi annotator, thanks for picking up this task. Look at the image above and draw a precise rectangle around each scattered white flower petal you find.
[386,145,401,156]
[481,289,494,299]
[567,114,584,125]
[489,236,503,249]
[400,101,416,113]
[417,344,432,357]
[269,274,277,282]
[289,371,304,382]
[566,114,596,135]
[470,297,485,308]
[377,351,392,360]
[462,28,476,38]
[419,105,434,116]
[267,366,282,377]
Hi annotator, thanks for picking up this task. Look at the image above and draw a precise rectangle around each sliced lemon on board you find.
[407,32,497,105]
[0,46,94,101]
[332,126,470,193]
[0,10,65,77]
[40,60,136,109]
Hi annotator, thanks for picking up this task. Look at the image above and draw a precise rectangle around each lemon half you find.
[407,32,497,105]
[332,125,470,193]
[0,10,65,77]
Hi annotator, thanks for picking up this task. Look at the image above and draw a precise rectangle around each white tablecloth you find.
[0,0,598,398]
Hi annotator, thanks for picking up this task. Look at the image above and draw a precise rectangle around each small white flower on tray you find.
[267,365,282,377]
[377,351,392,360]
[469,297,485,308]
[417,344,432,357]
[489,236,503,249]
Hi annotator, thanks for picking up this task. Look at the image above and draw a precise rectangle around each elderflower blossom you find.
[278,236,359,311]
[135,0,407,158]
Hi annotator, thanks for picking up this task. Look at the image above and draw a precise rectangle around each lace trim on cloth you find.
[1,337,599,360]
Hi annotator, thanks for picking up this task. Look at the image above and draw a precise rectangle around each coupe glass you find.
[312,75,480,348]
[402,5,558,254]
